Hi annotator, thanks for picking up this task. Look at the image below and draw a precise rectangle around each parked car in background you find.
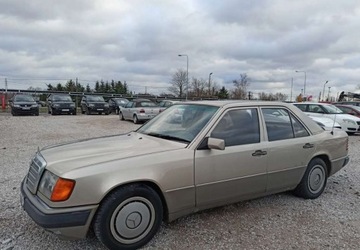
[334,104,360,118]
[333,101,360,106]
[81,95,110,115]
[21,101,350,249]
[159,100,179,112]
[293,102,360,134]
[47,94,76,115]
[108,98,129,114]
[120,98,159,123]
[9,94,39,116]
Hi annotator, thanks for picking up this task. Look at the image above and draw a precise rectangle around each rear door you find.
[123,101,133,119]
[260,107,316,193]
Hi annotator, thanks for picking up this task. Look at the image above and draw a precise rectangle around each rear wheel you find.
[120,112,125,120]
[294,158,328,199]
[93,185,163,250]
[133,115,139,124]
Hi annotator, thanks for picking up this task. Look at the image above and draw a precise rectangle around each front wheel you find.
[93,185,163,250]
[294,158,328,199]
[120,112,125,120]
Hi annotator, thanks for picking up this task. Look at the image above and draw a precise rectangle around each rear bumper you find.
[329,155,350,176]
[21,180,98,239]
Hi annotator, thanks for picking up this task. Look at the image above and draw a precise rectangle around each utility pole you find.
[290,78,293,102]
[248,91,252,100]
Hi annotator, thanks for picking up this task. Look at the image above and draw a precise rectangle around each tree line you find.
[168,69,288,101]
[44,79,129,94]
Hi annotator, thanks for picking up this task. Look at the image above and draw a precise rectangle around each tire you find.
[93,184,163,250]
[81,107,85,114]
[294,158,328,199]
[105,111,109,115]
[133,115,139,124]
[86,107,91,115]
[11,110,17,116]
[120,112,125,121]
[35,111,39,116]
[51,108,56,115]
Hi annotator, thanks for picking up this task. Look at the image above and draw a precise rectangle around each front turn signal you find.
[51,178,76,202]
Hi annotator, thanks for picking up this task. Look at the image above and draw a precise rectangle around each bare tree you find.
[168,69,187,97]
[232,73,250,99]
[190,77,206,97]
[258,92,288,101]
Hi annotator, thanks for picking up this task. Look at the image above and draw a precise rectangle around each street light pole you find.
[327,86,331,101]
[322,80,328,102]
[208,72,213,96]
[295,70,307,96]
[178,54,189,100]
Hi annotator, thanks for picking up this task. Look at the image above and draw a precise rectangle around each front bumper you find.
[88,107,110,113]
[20,180,98,239]
[12,107,38,115]
[52,106,76,114]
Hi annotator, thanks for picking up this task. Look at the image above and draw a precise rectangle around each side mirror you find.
[208,137,225,150]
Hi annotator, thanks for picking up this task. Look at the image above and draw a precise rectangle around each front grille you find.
[20,104,31,107]
[25,153,46,194]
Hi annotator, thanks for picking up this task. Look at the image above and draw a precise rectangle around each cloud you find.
[1,0,360,98]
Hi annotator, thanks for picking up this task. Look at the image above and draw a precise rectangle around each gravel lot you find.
[0,114,359,250]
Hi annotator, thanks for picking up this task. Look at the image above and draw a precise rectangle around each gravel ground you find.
[0,114,359,250]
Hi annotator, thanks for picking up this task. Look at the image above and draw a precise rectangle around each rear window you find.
[136,102,157,107]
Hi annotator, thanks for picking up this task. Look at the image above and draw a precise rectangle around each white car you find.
[294,102,360,134]
[308,116,342,130]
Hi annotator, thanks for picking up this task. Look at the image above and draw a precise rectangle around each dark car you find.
[334,104,360,118]
[108,98,129,114]
[9,94,39,116]
[47,94,77,115]
[81,95,110,115]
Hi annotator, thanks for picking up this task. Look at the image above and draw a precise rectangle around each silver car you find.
[21,101,349,250]
[120,99,160,123]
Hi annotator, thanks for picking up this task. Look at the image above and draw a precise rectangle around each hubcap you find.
[308,165,325,194]
[110,197,155,244]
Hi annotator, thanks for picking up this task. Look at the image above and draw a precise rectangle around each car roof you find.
[293,102,332,106]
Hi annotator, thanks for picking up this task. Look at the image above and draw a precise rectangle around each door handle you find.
[252,150,267,156]
[303,143,314,149]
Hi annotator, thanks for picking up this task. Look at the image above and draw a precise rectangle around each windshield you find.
[53,95,72,102]
[14,95,35,102]
[87,96,105,102]
[137,104,219,143]
[322,105,343,114]
[136,101,158,107]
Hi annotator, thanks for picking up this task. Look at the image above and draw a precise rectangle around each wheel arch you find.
[310,154,331,177]
[94,181,169,222]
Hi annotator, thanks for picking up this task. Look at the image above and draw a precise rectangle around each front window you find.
[137,104,219,143]
[87,96,105,102]
[211,108,260,146]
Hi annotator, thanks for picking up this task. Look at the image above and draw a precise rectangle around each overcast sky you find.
[1,0,360,100]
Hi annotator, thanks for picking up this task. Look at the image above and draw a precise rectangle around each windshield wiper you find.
[146,132,190,143]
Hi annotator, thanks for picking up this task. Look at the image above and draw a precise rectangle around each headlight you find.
[104,104,109,107]
[38,170,75,201]
[13,104,20,108]
[70,103,75,107]
[32,104,38,107]
[53,104,60,107]
[342,119,356,125]
[89,104,95,107]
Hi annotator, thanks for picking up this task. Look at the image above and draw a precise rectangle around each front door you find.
[194,107,267,209]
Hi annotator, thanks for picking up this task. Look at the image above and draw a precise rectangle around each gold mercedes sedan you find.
[21,101,350,250]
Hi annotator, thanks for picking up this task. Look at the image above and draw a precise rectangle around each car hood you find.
[41,132,186,175]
